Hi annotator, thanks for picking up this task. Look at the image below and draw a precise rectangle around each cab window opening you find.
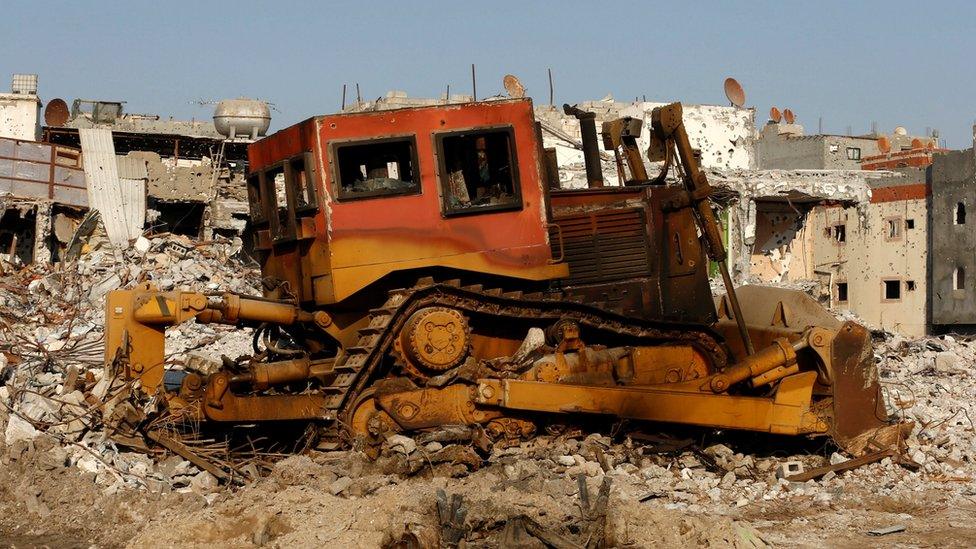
[439,127,521,215]
[334,137,419,200]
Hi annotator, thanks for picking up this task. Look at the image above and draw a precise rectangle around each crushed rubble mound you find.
[0,230,258,496]
[1,233,976,546]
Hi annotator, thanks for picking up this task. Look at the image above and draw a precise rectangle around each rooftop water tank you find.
[213,98,271,140]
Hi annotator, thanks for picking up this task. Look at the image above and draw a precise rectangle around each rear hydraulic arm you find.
[105,282,331,394]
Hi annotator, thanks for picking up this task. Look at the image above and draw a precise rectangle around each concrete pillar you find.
[32,202,52,264]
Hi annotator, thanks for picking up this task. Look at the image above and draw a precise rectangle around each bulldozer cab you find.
[246,99,567,306]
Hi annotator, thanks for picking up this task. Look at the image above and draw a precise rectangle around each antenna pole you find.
[471,64,477,101]
[547,67,554,106]
[341,84,346,110]
[356,83,362,108]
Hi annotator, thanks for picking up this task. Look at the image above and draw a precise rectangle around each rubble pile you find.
[0,233,973,544]
[0,231,261,496]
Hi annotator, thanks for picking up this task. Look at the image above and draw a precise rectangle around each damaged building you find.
[42,98,259,240]
[929,127,976,332]
[749,117,947,335]
[0,73,267,264]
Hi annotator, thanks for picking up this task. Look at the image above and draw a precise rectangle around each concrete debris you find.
[0,229,259,495]
[867,524,907,536]
[0,317,974,545]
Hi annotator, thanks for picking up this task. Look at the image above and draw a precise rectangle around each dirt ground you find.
[2,438,975,549]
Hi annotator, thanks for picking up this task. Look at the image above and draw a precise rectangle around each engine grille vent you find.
[551,208,651,285]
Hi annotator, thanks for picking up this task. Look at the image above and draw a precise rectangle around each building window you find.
[956,202,966,225]
[846,147,861,160]
[885,217,902,241]
[436,126,521,216]
[826,224,846,243]
[905,219,915,230]
[955,267,966,290]
[906,280,916,291]
[333,136,420,200]
[883,280,901,301]
[836,282,848,302]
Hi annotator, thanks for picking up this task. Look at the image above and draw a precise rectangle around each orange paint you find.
[248,99,566,305]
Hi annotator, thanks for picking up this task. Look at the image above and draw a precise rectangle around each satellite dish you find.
[724,77,745,108]
[44,98,70,126]
[877,136,891,154]
[769,107,782,123]
[783,108,795,124]
[503,74,526,98]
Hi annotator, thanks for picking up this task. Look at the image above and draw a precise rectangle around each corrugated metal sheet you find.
[116,155,148,180]
[116,155,147,233]
[80,129,142,245]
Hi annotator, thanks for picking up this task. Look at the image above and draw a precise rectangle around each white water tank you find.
[213,98,271,140]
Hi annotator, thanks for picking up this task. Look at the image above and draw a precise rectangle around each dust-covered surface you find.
[1,234,976,547]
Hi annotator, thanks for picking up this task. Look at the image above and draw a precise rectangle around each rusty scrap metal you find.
[436,489,468,548]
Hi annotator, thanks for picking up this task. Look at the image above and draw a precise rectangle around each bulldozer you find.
[104,98,896,456]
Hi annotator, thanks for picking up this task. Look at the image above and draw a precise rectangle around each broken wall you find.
[805,170,928,335]
[0,93,41,141]
[715,169,878,283]
[757,124,881,170]
[929,143,976,328]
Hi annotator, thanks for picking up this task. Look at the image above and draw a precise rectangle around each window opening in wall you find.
[836,282,848,302]
[956,202,966,225]
[886,218,902,240]
[884,280,901,300]
[955,267,966,290]
[438,127,521,215]
[906,280,916,291]
[334,137,419,200]
[827,224,846,243]
[906,219,915,229]
[846,147,861,160]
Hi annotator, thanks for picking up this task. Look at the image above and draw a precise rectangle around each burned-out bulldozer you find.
[104,98,897,456]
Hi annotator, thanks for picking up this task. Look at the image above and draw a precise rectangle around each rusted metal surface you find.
[248,99,566,306]
[785,449,894,482]
[562,104,603,188]
[551,207,651,285]
[829,321,890,447]
[0,136,86,206]
[550,186,716,324]
[601,117,648,185]
[102,100,898,457]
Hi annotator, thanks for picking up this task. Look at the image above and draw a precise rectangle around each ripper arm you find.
[104,282,331,394]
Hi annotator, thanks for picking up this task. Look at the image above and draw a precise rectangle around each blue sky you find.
[3,1,975,147]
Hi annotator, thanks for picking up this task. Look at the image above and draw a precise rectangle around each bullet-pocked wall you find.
[805,170,929,335]
[929,143,976,329]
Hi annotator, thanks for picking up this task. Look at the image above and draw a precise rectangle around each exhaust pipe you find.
[563,104,604,188]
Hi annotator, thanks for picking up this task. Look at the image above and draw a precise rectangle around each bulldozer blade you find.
[829,321,893,454]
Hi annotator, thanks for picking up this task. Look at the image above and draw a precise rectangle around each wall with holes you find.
[0,94,41,141]
[804,178,928,335]
[929,145,976,328]
[746,202,809,283]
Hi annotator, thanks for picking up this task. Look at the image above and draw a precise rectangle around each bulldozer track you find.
[314,278,730,446]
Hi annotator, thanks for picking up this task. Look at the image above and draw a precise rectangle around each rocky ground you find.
[1,233,975,547]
